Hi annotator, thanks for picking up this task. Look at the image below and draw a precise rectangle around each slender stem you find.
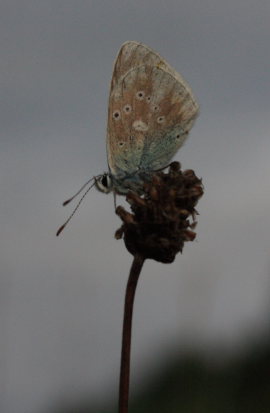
[118,253,145,413]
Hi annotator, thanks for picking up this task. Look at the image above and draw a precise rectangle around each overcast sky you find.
[1,1,270,412]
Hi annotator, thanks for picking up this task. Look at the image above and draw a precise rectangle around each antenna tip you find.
[62,199,71,206]
[56,224,66,236]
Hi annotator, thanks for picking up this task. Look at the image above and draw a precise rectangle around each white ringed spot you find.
[123,104,132,114]
[135,91,145,101]
[151,104,160,112]
[113,110,121,120]
[157,116,165,124]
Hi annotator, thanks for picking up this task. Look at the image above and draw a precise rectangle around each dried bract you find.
[115,162,203,263]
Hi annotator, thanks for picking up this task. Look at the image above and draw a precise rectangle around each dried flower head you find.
[115,162,203,263]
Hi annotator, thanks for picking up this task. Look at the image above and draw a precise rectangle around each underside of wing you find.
[110,41,195,96]
[107,63,199,174]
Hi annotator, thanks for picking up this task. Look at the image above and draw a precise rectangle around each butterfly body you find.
[95,170,152,195]
[95,41,199,195]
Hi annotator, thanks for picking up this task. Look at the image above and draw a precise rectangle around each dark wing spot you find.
[152,104,160,112]
[136,91,145,100]
[157,116,165,123]
[123,104,132,113]
[113,110,121,120]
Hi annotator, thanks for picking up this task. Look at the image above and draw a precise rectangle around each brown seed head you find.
[115,162,203,263]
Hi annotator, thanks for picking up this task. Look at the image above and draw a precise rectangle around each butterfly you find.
[95,40,199,195]
[57,41,199,235]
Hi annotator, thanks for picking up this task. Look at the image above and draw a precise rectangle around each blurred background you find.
[1,1,270,412]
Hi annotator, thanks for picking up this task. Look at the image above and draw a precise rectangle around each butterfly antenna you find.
[62,177,95,206]
[56,180,96,236]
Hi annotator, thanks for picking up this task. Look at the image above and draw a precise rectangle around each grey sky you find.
[1,1,270,412]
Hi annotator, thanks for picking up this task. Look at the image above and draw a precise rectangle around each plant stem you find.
[118,253,145,413]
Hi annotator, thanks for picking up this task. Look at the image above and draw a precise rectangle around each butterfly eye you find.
[113,110,121,120]
[157,116,165,124]
[136,91,145,101]
[123,104,132,114]
[101,175,108,187]
[118,141,125,147]
[95,174,112,193]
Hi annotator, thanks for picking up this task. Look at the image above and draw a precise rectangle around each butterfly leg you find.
[113,191,117,210]
[152,163,173,172]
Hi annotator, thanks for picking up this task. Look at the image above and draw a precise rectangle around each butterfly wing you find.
[107,42,199,175]
[110,41,196,98]
[110,41,164,91]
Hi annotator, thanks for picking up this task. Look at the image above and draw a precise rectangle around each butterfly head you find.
[95,173,113,194]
